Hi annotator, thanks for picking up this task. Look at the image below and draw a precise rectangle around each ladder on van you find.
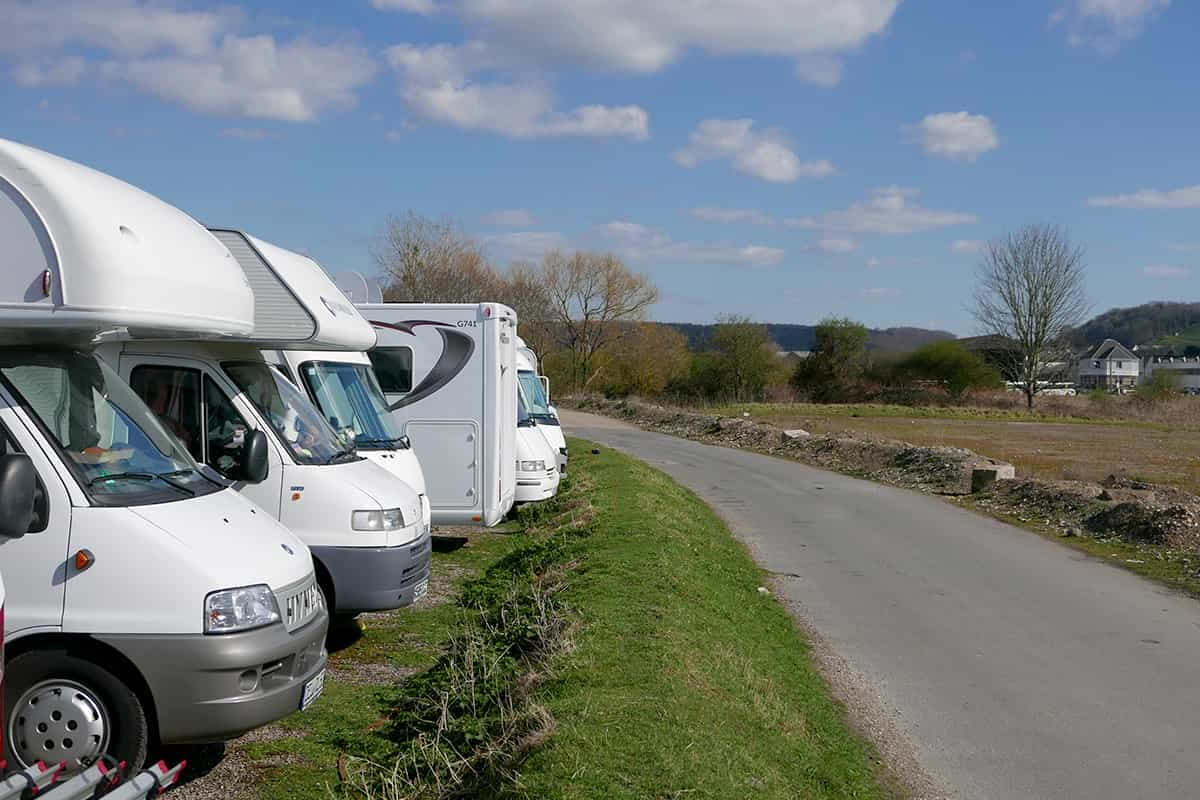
[0,758,185,799]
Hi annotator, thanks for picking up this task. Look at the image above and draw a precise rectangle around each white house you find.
[1077,339,1140,391]
[1143,355,1200,391]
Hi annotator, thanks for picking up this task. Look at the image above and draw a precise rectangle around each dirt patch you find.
[571,396,1200,551]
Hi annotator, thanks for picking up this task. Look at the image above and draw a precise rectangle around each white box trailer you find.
[359,303,517,526]
[0,138,326,775]
[102,231,433,619]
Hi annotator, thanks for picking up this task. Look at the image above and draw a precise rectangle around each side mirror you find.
[548,405,558,418]
[399,435,412,449]
[539,375,550,402]
[0,454,37,537]
[240,429,270,484]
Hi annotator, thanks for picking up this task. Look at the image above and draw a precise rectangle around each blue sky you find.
[2,0,1197,334]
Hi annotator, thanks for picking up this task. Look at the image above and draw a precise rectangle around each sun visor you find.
[0,138,254,339]
[208,229,376,351]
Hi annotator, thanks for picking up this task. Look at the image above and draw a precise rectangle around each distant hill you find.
[1069,301,1200,351]
[663,322,955,353]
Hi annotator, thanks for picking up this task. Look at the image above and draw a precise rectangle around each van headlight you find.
[518,459,546,472]
[205,585,280,634]
[351,508,405,531]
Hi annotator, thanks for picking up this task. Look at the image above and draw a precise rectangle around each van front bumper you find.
[515,469,560,503]
[97,611,329,745]
[313,528,432,614]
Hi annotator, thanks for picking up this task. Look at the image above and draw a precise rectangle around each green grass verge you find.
[241,438,885,800]
[510,438,884,799]
[711,401,1169,429]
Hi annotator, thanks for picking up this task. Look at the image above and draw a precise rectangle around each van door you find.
[405,420,478,509]
[124,359,285,516]
[0,394,73,635]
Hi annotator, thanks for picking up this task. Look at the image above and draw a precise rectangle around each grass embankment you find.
[239,439,885,799]
[712,401,1166,428]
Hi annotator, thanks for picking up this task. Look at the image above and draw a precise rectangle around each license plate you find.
[413,577,429,602]
[301,669,325,711]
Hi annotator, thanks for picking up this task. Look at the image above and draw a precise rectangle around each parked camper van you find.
[360,303,518,526]
[106,231,432,619]
[257,251,426,499]
[0,139,327,773]
[515,380,561,503]
[515,338,567,473]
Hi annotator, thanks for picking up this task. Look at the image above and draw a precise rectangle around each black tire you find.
[3,648,148,774]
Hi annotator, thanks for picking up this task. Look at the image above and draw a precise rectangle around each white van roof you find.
[208,229,376,351]
[0,138,254,340]
[356,302,518,324]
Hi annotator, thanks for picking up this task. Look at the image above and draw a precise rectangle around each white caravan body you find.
[514,339,567,472]
[359,303,517,527]
[515,381,560,503]
[269,349,428,496]
[107,231,432,617]
[0,139,326,772]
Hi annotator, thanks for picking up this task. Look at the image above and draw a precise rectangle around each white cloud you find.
[370,0,439,14]
[788,187,978,235]
[3,2,376,123]
[689,207,775,225]
[817,238,858,253]
[859,287,903,298]
[12,56,87,86]
[1,0,233,57]
[950,239,985,254]
[866,256,882,268]
[1142,264,1191,278]
[105,36,376,123]
[219,127,283,141]
[483,231,571,262]
[1088,185,1200,209]
[793,54,843,88]
[673,119,833,183]
[905,112,999,162]
[483,209,537,227]
[398,0,901,80]
[386,43,648,139]
[1051,0,1169,52]
[600,221,785,267]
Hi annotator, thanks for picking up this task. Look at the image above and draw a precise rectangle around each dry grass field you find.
[718,399,1200,495]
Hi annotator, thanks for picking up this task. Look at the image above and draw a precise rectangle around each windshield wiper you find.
[156,469,198,496]
[87,472,157,487]
[325,448,360,465]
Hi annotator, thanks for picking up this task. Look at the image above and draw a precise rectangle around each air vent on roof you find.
[210,229,315,341]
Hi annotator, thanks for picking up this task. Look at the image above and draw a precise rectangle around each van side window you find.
[203,376,255,477]
[129,366,204,461]
[369,347,413,394]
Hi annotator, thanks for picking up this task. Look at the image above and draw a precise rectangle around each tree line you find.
[375,215,1091,409]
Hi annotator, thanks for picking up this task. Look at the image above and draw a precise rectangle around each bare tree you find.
[372,212,500,302]
[496,261,554,353]
[542,251,659,390]
[973,224,1088,409]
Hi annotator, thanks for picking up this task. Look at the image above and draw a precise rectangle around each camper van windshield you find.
[0,350,220,505]
[223,362,354,466]
[518,370,553,419]
[298,361,407,450]
[517,383,534,428]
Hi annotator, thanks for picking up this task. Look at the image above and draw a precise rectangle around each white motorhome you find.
[257,256,427,499]
[104,232,432,620]
[515,380,561,504]
[514,338,567,473]
[0,139,327,773]
[359,303,517,526]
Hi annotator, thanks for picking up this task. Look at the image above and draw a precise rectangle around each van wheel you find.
[3,650,148,775]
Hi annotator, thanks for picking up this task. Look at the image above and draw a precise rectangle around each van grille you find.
[276,574,323,633]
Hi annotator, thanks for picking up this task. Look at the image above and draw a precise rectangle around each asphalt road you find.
[563,410,1200,800]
